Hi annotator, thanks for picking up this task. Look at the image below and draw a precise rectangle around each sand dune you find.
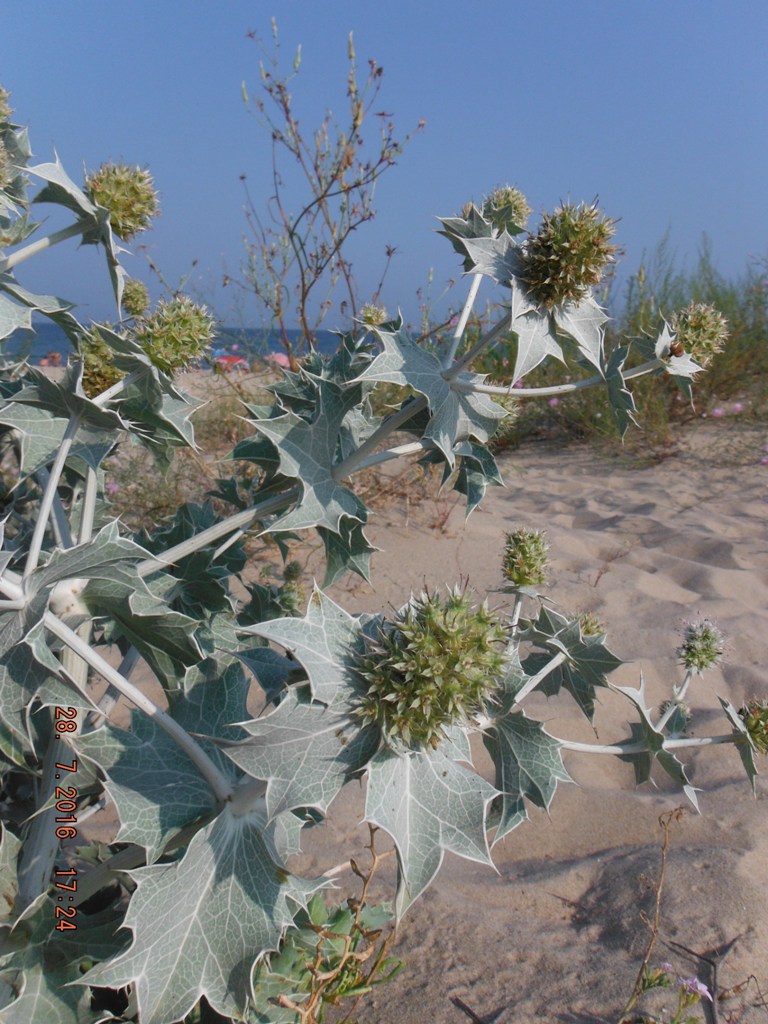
[301,430,768,1022]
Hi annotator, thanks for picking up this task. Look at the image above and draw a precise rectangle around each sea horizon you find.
[5,319,343,365]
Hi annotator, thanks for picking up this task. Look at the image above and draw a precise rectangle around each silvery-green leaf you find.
[0,402,117,479]
[460,232,521,286]
[356,324,505,466]
[520,606,623,720]
[0,592,59,747]
[0,825,22,924]
[9,365,125,432]
[241,587,362,706]
[76,715,217,863]
[484,712,570,844]
[613,677,699,809]
[317,516,377,586]
[604,344,638,436]
[0,296,32,341]
[80,806,324,1024]
[235,648,295,703]
[365,746,496,916]
[224,685,379,820]
[0,274,85,348]
[437,205,494,270]
[451,440,504,515]
[510,309,564,383]
[82,566,203,688]
[553,295,608,373]
[718,696,758,792]
[247,381,368,533]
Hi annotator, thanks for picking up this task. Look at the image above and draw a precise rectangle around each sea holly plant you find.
[0,89,763,1024]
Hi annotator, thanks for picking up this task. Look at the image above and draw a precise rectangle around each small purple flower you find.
[513,379,524,389]
[105,481,119,496]
[680,976,712,1002]
[712,407,725,418]
[548,397,559,407]
[731,401,744,414]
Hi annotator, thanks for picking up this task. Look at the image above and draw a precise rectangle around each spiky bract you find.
[677,618,725,674]
[502,528,549,589]
[739,699,768,754]
[121,279,151,318]
[135,297,215,374]
[669,302,728,367]
[482,186,531,234]
[355,586,508,749]
[519,201,617,308]
[578,612,604,637]
[85,162,159,241]
[0,141,10,192]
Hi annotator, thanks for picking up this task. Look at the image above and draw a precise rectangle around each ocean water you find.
[4,320,341,365]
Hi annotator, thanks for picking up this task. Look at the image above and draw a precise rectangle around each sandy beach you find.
[81,390,768,1021]
[289,425,768,1022]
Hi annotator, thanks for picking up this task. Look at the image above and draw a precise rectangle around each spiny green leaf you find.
[613,676,699,809]
[80,806,324,1024]
[240,587,363,706]
[224,684,379,821]
[356,323,505,466]
[317,516,377,586]
[365,745,496,917]
[246,380,368,533]
[553,294,608,374]
[718,696,758,792]
[604,344,638,436]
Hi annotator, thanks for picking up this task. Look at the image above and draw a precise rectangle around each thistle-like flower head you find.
[502,528,549,589]
[135,297,215,375]
[359,303,389,327]
[81,329,124,397]
[519,201,617,308]
[482,185,531,234]
[0,86,12,123]
[121,279,151,319]
[668,302,728,367]
[85,162,159,241]
[677,618,725,674]
[738,699,768,754]
[0,141,10,193]
[354,586,508,749]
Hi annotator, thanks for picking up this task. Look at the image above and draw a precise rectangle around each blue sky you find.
[2,1,767,331]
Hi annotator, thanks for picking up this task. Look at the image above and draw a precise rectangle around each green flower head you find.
[520,200,617,308]
[359,303,389,327]
[81,329,125,398]
[677,618,725,674]
[85,162,159,241]
[668,302,728,367]
[502,527,549,589]
[738,699,768,754]
[120,279,151,318]
[135,297,215,375]
[0,86,12,123]
[482,185,531,234]
[355,585,508,749]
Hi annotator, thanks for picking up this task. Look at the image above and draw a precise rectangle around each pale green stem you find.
[85,645,142,730]
[441,273,483,369]
[557,733,736,756]
[509,594,524,641]
[78,467,99,545]
[337,439,430,477]
[24,414,80,579]
[43,611,234,804]
[443,316,511,380]
[135,486,301,577]
[36,468,74,549]
[656,668,695,732]
[512,651,568,709]
[3,221,88,272]
[91,366,147,407]
[451,357,667,398]
[332,395,428,480]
